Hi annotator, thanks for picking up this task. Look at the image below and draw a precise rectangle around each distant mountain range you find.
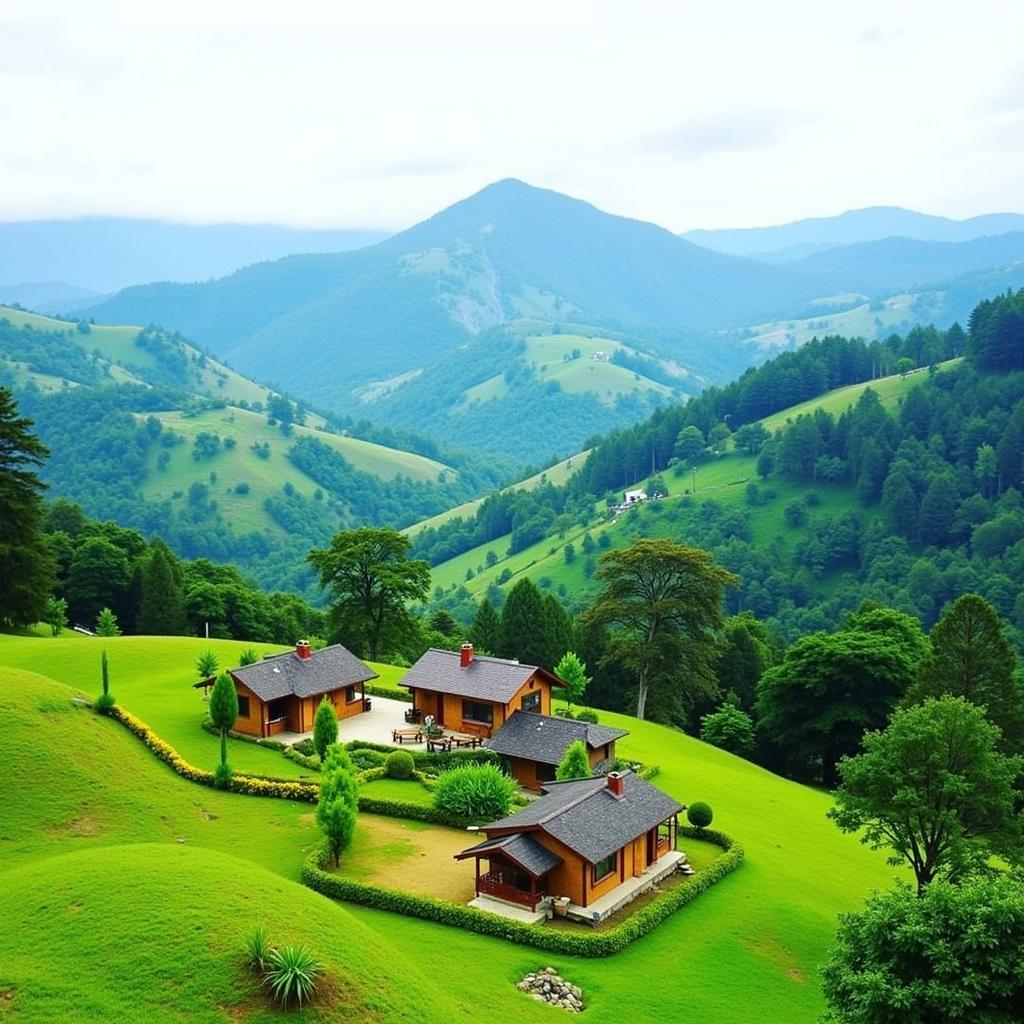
[682,205,1024,262]
[0,218,390,295]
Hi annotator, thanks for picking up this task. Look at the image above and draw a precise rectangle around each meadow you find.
[0,632,900,1023]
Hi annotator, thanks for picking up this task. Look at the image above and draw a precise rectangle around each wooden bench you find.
[426,735,452,753]
[450,732,482,749]
[392,727,423,744]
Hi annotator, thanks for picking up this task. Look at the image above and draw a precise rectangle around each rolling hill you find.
[0,637,898,1023]
[683,204,1024,260]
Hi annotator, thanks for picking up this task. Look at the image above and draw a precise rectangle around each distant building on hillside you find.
[592,351,609,362]
[624,489,647,505]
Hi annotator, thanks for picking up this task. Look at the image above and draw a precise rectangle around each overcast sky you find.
[2,0,1023,233]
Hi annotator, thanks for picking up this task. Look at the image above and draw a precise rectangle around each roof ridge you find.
[426,647,538,670]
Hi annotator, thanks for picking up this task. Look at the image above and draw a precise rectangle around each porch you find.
[565,849,684,924]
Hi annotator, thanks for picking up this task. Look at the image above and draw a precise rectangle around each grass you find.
[0,642,901,1022]
[359,777,434,805]
[139,406,453,534]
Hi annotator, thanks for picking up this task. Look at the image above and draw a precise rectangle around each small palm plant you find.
[263,945,321,1007]
[245,923,272,971]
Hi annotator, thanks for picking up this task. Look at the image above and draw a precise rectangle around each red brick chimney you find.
[296,640,312,661]
[606,771,625,797]
[460,642,474,668]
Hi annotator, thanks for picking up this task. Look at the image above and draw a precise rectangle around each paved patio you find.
[273,696,421,747]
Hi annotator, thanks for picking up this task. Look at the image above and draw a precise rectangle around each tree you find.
[308,528,430,660]
[0,388,56,627]
[95,607,121,637]
[469,597,502,654]
[196,649,219,680]
[554,651,590,708]
[906,594,1024,753]
[499,578,551,666]
[733,422,769,455]
[67,536,130,627]
[755,446,775,480]
[829,697,1022,894]
[312,697,338,762]
[976,442,999,498]
[700,702,754,756]
[707,422,732,455]
[556,739,592,780]
[756,629,916,786]
[209,672,239,773]
[137,540,187,635]
[917,472,957,546]
[584,539,737,721]
[95,649,115,713]
[712,613,773,711]
[45,596,67,636]
[821,873,1024,1024]
[316,744,359,866]
[674,425,705,464]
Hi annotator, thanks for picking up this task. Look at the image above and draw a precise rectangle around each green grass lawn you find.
[359,777,434,805]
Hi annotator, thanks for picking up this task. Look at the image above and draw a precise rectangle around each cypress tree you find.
[209,672,239,769]
[137,540,187,635]
[316,744,359,866]
[555,739,592,781]
[499,579,549,665]
[918,473,957,546]
[469,597,502,655]
[312,697,338,762]
[0,388,56,627]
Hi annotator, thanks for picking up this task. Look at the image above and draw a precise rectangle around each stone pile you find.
[517,966,584,1012]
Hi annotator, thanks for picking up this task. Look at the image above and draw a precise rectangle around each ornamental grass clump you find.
[245,922,272,971]
[432,762,518,825]
[263,944,322,1007]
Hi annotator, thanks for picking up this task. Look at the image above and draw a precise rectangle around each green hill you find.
[0,639,897,1022]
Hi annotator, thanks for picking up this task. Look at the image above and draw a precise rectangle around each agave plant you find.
[245,922,272,971]
[263,944,321,1007]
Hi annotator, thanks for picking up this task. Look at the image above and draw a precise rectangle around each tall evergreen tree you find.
[0,388,56,627]
[312,697,339,762]
[137,540,187,635]
[67,536,130,627]
[469,597,502,655]
[918,472,957,546]
[209,672,239,772]
[499,578,551,666]
[906,594,1024,753]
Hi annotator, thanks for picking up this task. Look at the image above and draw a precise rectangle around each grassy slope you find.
[428,364,952,600]
[406,448,591,537]
[140,406,453,535]
[0,653,899,1023]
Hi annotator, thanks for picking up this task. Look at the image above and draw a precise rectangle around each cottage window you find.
[461,700,494,725]
[592,852,616,884]
[345,685,360,704]
[520,691,541,713]
[536,761,557,783]
[267,698,289,722]
[237,695,251,718]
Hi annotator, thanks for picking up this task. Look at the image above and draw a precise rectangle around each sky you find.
[2,0,1023,233]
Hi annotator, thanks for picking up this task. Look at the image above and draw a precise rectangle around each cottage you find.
[485,711,629,790]
[400,644,560,737]
[455,770,684,923]
[228,641,377,738]
[623,489,647,505]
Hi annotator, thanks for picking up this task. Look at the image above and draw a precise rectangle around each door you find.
[435,695,444,726]
[646,829,656,866]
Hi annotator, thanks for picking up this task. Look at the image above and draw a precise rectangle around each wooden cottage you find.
[455,770,684,923]
[400,644,560,737]
[485,711,629,790]
[228,641,377,738]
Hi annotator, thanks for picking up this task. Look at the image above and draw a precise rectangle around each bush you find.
[784,501,807,527]
[283,747,321,771]
[213,761,234,789]
[688,802,713,829]
[292,738,316,757]
[364,682,412,703]
[349,748,386,771]
[94,691,116,714]
[432,763,518,826]
[246,922,272,971]
[386,749,415,780]
[700,704,755,757]
[263,945,321,1008]
[554,707,576,719]
[301,827,743,956]
[575,707,599,724]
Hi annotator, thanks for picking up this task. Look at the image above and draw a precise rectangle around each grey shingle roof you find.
[455,832,563,877]
[230,644,377,703]
[400,648,550,703]
[485,712,629,765]
[483,771,684,864]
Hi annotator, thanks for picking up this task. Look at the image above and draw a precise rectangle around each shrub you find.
[95,649,115,714]
[263,945,321,1008]
[195,649,219,679]
[556,739,591,781]
[700,704,755,757]
[214,761,234,788]
[554,707,575,719]
[575,707,599,724]
[292,738,316,757]
[688,802,713,829]
[386,749,415,780]
[246,922,272,971]
[784,501,807,527]
[432,763,518,826]
[94,691,116,714]
[238,647,259,667]
[283,747,321,771]
[349,748,386,770]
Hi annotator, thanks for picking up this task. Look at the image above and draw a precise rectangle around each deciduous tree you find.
[554,650,590,708]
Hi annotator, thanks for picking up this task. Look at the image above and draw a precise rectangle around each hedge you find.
[301,827,744,956]
[346,739,499,772]
[364,682,412,703]
[283,746,321,771]
[200,718,286,750]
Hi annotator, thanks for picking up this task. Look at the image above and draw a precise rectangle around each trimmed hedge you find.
[283,747,321,771]
[302,828,744,956]
[200,717,286,751]
[346,739,499,772]
[364,683,412,703]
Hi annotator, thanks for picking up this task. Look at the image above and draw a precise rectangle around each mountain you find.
[0,305,499,594]
[0,217,389,293]
[682,205,1024,261]
[0,281,103,313]
[81,180,823,411]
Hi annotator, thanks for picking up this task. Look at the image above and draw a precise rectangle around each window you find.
[520,691,541,713]
[461,700,494,725]
[536,761,557,783]
[237,695,251,718]
[592,852,617,884]
[267,698,289,722]
[345,685,361,704]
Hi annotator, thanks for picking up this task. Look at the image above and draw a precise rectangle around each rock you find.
[517,968,585,1012]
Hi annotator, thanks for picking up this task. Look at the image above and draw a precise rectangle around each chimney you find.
[296,640,312,661]
[606,771,625,797]
[460,642,474,668]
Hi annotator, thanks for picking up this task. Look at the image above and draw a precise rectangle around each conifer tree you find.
[95,607,121,637]
[312,697,338,762]
[137,540,187,635]
[209,672,239,770]
[316,744,359,865]
[554,651,590,708]
[499,578,550,666]
[469,597,502,655]
[0,388,56,627]
[556,739,592,781]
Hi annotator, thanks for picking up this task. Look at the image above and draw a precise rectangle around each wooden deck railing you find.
[478,872,541,909]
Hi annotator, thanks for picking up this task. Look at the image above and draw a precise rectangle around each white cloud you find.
[0,0,1021,231]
